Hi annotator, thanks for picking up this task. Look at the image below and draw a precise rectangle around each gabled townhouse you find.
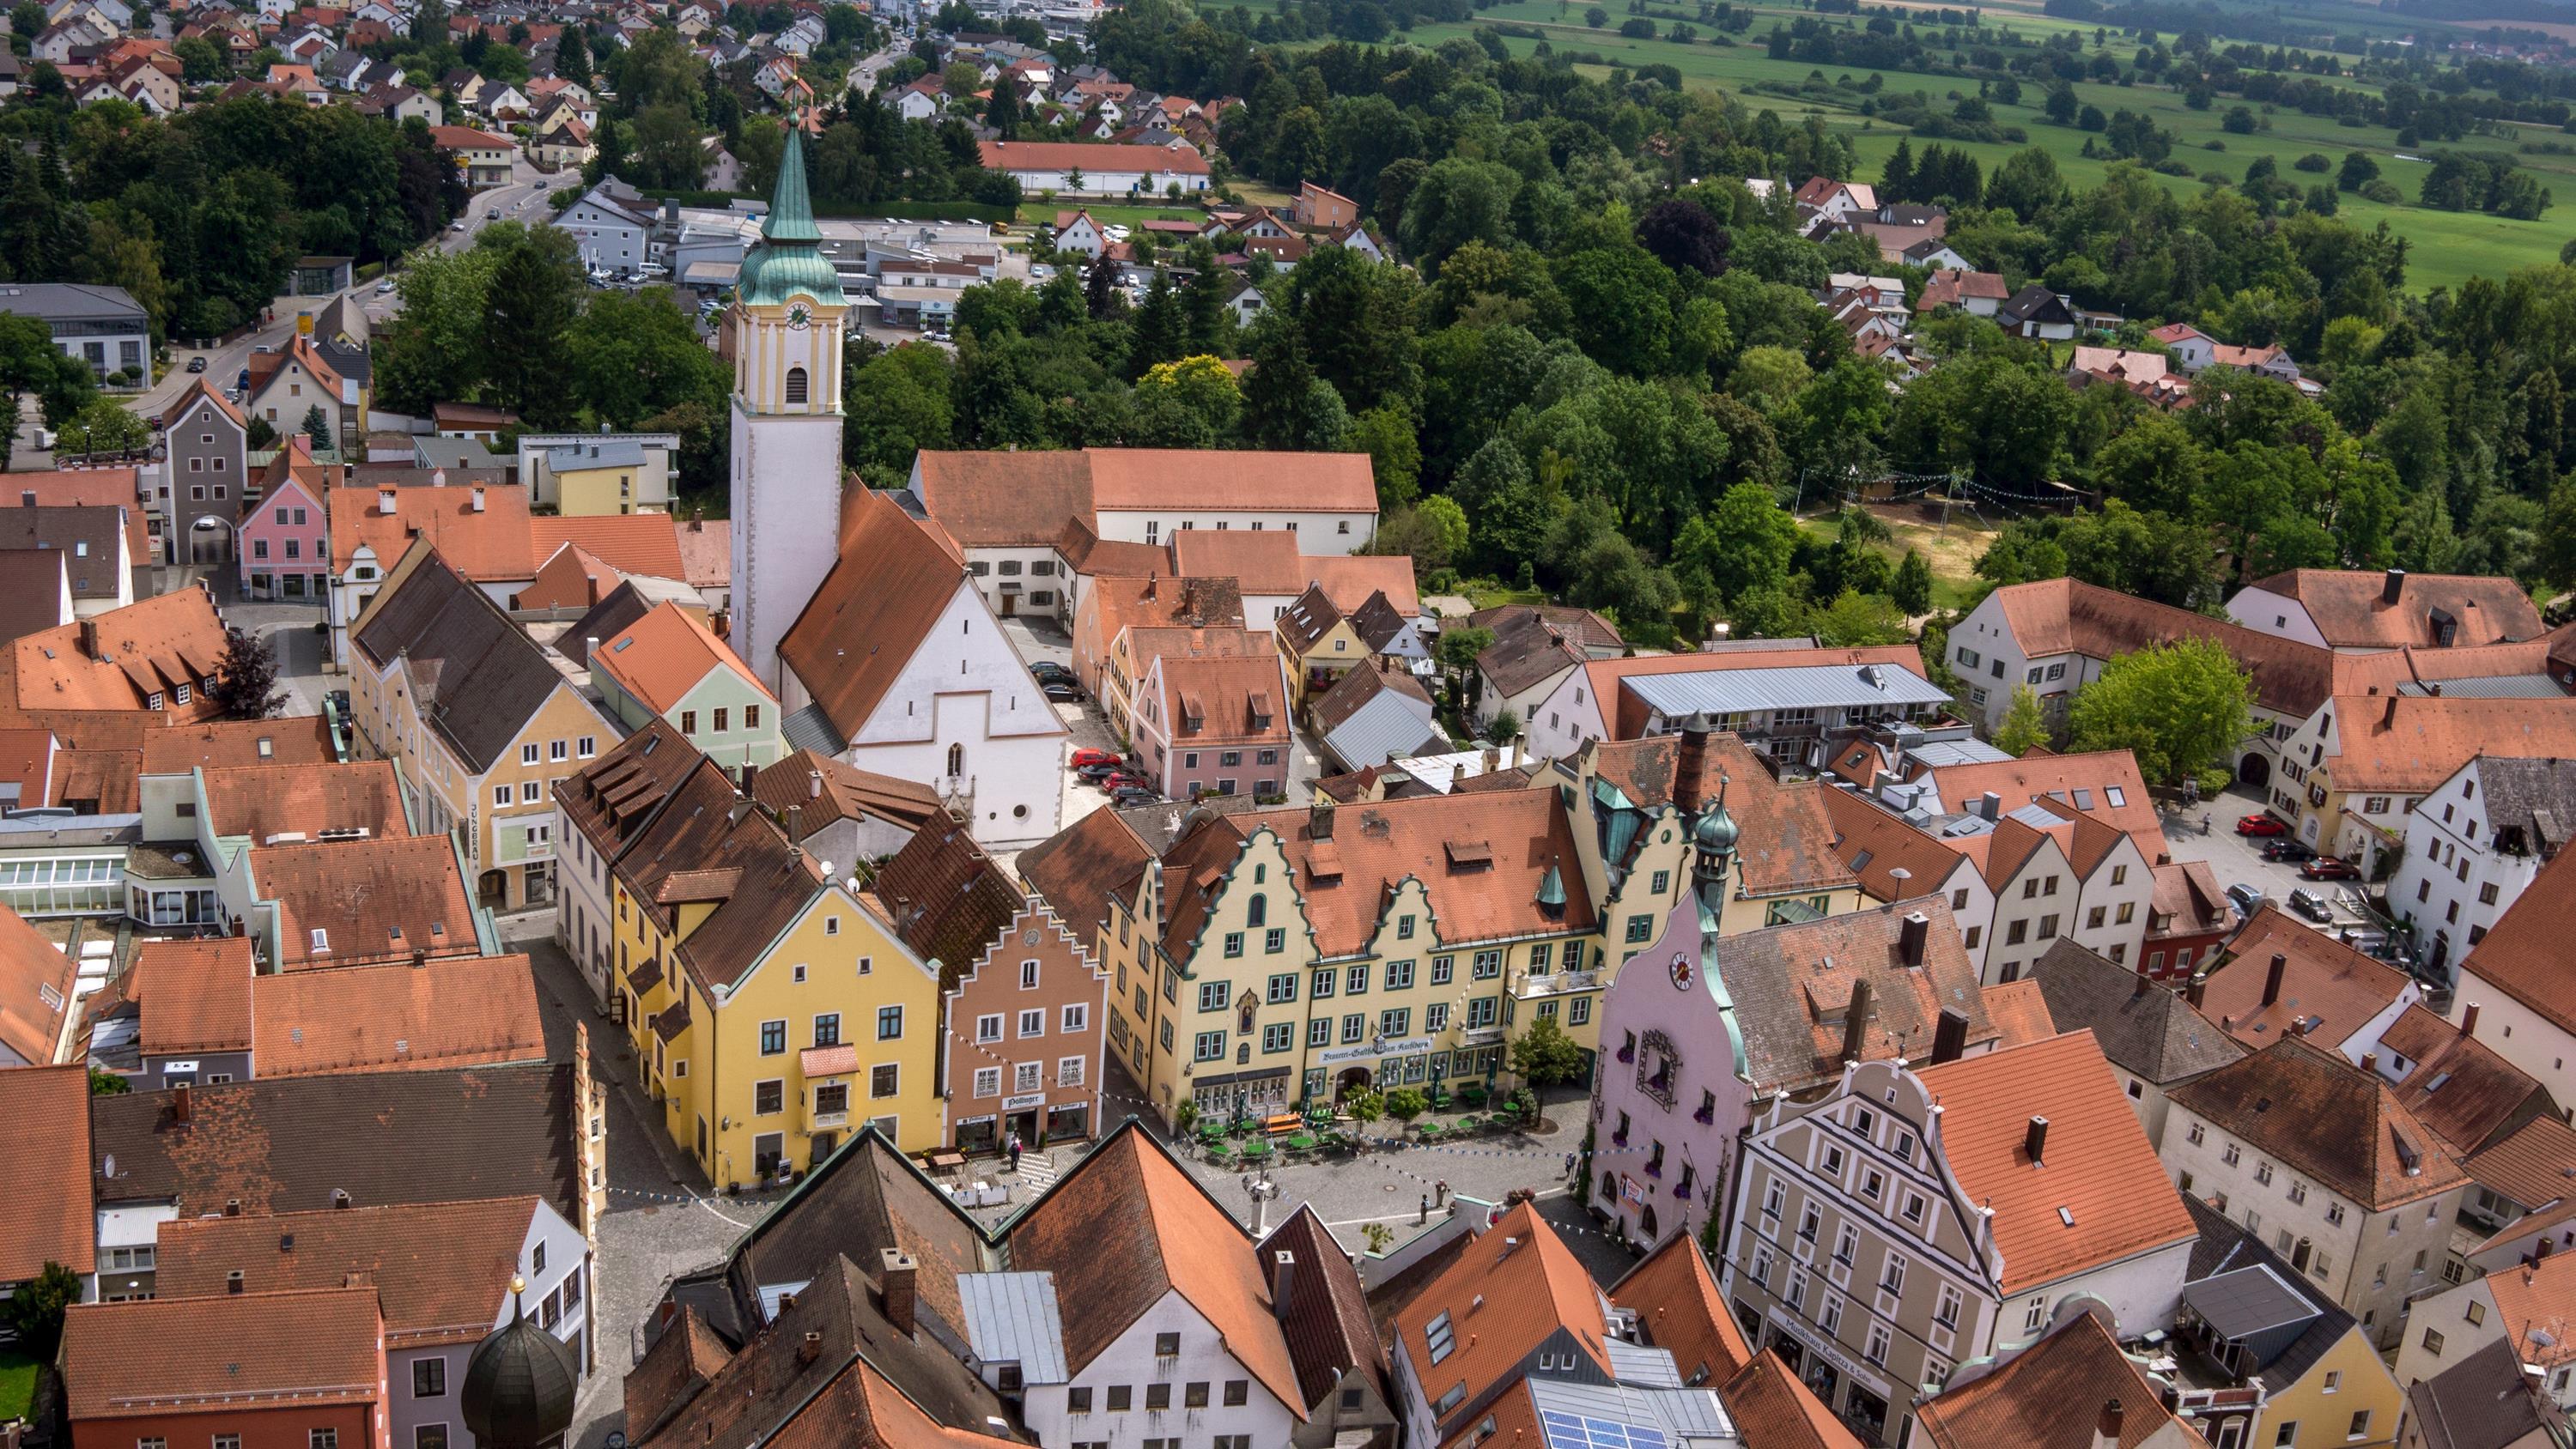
[1791,176,1878,223]
[2026,939,2247,1150]
[2148,323,2306,383]
[2398,1223,2576,1417]
[1165,528,1420,636]
[1722,1030,2198,1446]
[872,818,1106,1155]
[2160,1038,2470,1347]
[2267,689,2576,869]
[999,1122,1304,1446]
[236,445,329,600]
[2448,847,2576,1113]
[1589,873,2002,1252]
[2385,755,2575,983]
[1276,583,1419,707]
[1020,782,1609,1126]
[2227,569,2545,653]
[88,1058,604,1303]
[1902,1307,2208,1449]
[12,587,234,719]
[1130,648,1291,801]
[749,748,943,874]
[585,598,784,769]
[325,479,538,668]
[1050,207,1107,257]
[245,336,355,444]
[0,897,76,1065]
[2366,1004,2556,1160]
[1392,1198,1742,1449]
[556,180,656,274]
[2171,1194,2405,1449]
[1468,603,1624,734]
[552,719,703,1013]
[1916,269,2010,316]
[2194,906,2422,1065]
[100,939,544,1087]
[429,124,516,187]
[1998,285,2077,340]
[161,376,250,545]
[154,1194,594,1440]
[2454,1113,2576,1264]
[2403,1337,2569,1449]
[1257,1203,1397,1446]
[345,543,618,909]
[1068,572,1245,730]
[605,751,949,1173]
[0,503,134,616]
[3,464,159,578]
[1521,643,1947,766]
[774,487,1066,850]
[60,1288,392,1449]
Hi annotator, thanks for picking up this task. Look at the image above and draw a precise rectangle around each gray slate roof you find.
[2405,1337,2560,1449]
[351,549,570,773]
[2183,1197,2359,1397]
[2476,756,2576,857]
[2027,939,2246,1087]
[0,282,146,324]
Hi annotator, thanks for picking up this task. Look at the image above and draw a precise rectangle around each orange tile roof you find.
[252,954,543,1076]
[254,835,479,970]
[978,138,1211,176]
[2480,1251,2576,1373]
[1991,578,2335,718]
[1914,750,2167,856]
[138,716,337,772]
[674,515,729,588]
[1009,1125,1303,1418]
[159,375,246,431]
[1151,652,1287,743]
[530,513,689,581]
[1085,447,1371,512]
[1607,1231,1753,1388]
[328,482,536,577]
[154,1196,538,1348]
[60,1287,383,1420]
[1392,1202,1607,1432]
[1981,978,2059,1047]
[1917,1030,2197,1292]
[1911,1309,2197,1449]
[0,1064,94,1278]
[2463,1113,2576,1214]
[2202,906,2414,1054]
[912,449,1095,549]
[1720,1350,1865,1449]
[197,760,411,846]
[0,900,73,1065]
[1820,786,1974,901]
[13,589,231,716]
[1590,732,1860,897]
[1303,555,1420,617]
[592,600,770,714]
[131,937,256,1057]
[514,541,626,610]
[2323,693,2576,795]
[2375,1003,2549,1157]
[2459,847,2576,1036]
[1166,530,1303,593]
[2256,569,2546,651]
[780,488,985,741]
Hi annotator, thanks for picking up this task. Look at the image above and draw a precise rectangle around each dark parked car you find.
[2288,887,2334,923]
[1109,787,1158,807]
[2261,840,2317,863]
[185,355,208,373]
[1042,682,1084,703]
[1030,660,1076,681]
[1076,762,1124,781]
[2302,858,2360,882]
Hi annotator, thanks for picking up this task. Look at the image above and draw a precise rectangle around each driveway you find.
[2163,788,2379,937]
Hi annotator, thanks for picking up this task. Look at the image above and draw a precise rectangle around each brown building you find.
[61,1287,390,1449]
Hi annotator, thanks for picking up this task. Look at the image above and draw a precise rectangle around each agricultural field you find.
[1366,3,2576,292]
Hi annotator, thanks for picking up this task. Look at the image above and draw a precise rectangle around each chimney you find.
[1272,1250,1296,1320]
[1979,791,2002,822]
[796,1331,823,1366]
[471,485,487,512]
[172,1081,192,1125]
[431,466,447,488]
[808,768,823,800]
[879,1247,918,1337]
[2382,694,2399,730]
[1931,1006,1969,1064]
[1840,978,1873,1064]
[2263,952,2287,1009]
[78,618,99,661]
[1310,797,1335,840]
[2186,971,2208,1010]
[2383,567,2406,605]
[18,490,33,507]
[1899,912,1930,967]
[2024,1114,2050,1164]
[378,488,397,514]
[2464,1003,2482,1037]
[1675,712,1711,798]
[2094,1398,2123,1449]
[2362,1052,2379,1075]
[226,1269,244,1294]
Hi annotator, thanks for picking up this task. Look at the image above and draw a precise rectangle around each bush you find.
[2221,105,2257,134]
[2360,179,2403,204]
[2293,152,2331,172]
[2203,139,2225,150]
[1619,16,1654,35]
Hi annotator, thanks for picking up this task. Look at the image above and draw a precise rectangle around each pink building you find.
[1133,651,1291,801]
[237,443,332,602]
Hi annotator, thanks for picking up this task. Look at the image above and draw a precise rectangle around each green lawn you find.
[1383,15,2570,292]
[1041,203,1210,227]
[0,1349,37,1424]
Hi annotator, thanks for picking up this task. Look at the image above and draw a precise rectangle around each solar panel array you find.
[1540,1410,1670,1449]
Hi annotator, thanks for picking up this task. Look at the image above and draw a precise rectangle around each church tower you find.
[728,124,848,690]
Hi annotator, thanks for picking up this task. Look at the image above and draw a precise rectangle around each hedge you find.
[630,188,1016,223]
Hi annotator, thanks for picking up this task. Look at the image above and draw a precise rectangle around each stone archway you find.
[187,514,235,565]
[2238,752,2271,788]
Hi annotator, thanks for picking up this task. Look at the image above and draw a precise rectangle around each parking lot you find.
[2176,787,2385,940]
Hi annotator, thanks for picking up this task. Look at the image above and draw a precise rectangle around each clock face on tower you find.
[787,303,811,330]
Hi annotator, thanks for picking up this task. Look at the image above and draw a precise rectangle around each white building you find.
[1521,643,1946,764]
[976,139,1212,197]
[2385,755,2575,984]
[2448,847,2576,1111]
[2224,567,2546,655]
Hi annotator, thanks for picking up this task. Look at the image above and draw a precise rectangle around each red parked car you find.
[2301,858,2360,881]
[1070,749,1121,770]
[2235,814,2291,838]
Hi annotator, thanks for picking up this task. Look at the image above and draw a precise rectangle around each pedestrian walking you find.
[1006,1131,1024,1173]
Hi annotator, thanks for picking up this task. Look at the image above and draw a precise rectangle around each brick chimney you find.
[1930,1006,1968,1064]
[1898,912,1930,967]
[879,1247,918,1337]
[2186,972,2208,1010]
[2263,952,2287,1009]
[2025,1114,2050,1164]
[78,618,99,661]
[2464,1003,2482,1036]
[172,1081,191,1125]
[2093,1398,2123,1449]
[2383,567,2406,606]
[1675,712,1711,801]
[1839,979,1873,1064]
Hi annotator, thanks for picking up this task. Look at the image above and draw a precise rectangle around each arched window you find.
[1246,894,1267,928]
[784,366,809,406]
[946,743,964,777]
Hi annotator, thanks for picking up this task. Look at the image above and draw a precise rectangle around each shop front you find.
[1763,1305,1897,1447]
[955,1113,999,1155]
[1189,1064,1294,1123]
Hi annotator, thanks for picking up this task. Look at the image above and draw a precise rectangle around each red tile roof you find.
[12,588,231,716]
[154,1197,538,1348]
[0,1064,94,1278]
[131,937,256,1058]
[1607,1230,1753,1387]
[2458,847,2576,1037]
[779,488,986,741]
[591,600,769,714]
[1086,447,1372,513]
[1392,1202,1606,1434]
[0,468,152,562]
[253,835,479,970]
[60,1287,383,1420]
[530,513,689,581]
[328,482,536,577]
[2322,693,2576,795]
[2202,906,2415,1054]
[1990,578,2334,718]
[1720,1350,1864,1449]
[977,138,1209,175]
[197,759,412,846]
[1911,1308,2196,1449]
[0,900,73,1064]
[252,954,544,1076]
[1917,1031,2197,1292]
[2255,570,2546,651]
[2170,1037,2470,1210]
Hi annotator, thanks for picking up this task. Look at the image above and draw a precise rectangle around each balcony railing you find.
[809,1110,849,1131]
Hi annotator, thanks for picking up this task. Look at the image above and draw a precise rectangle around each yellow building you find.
[2175,1198,2405,1449]
[605,747,946,1186]
[1275,583,1410,711]
[346,539,620,909]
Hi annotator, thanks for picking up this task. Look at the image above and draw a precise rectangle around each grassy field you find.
[1376,10,2573,292]
[0,1350,35,1423]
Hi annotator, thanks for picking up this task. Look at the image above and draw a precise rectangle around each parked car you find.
[2260,840,2317,864]
[2287,887,2334,923]
[1109,787,1158,807]
[1103,773,1151,794]
[2301,858,2360,882]
[1042,681,1084,703]
[1076,762,1125,782]
[2226,882,2267,918]
[2235,814,2290,837]
[184,355,207,373]
[451,220,467,233]
[1070,747,1120,769]
[1030,661,1077,683]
